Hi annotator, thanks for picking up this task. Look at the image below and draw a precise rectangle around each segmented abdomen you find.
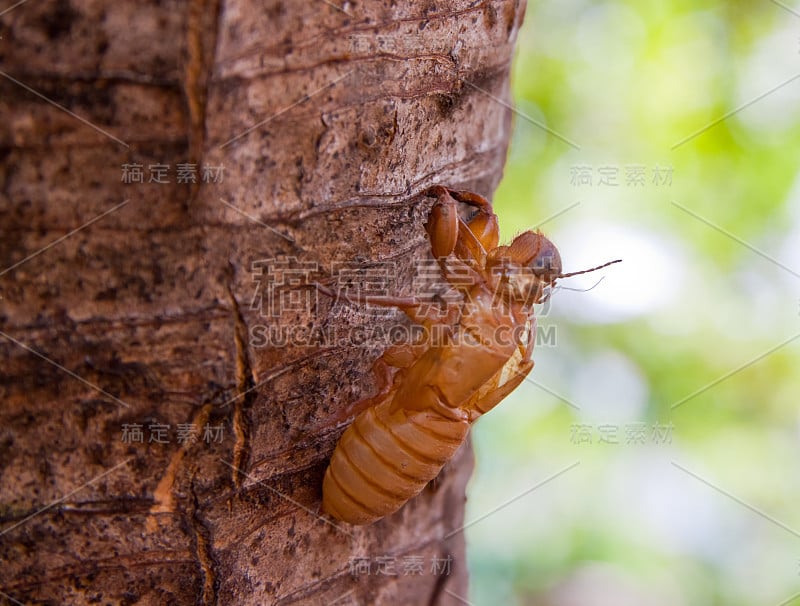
[322,396,470,525]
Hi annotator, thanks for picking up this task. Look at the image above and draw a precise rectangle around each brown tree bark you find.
[0,1,526,604]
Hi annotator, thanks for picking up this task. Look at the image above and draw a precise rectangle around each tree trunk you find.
[0,1,525,604]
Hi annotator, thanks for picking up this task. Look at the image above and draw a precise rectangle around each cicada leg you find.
[446,188,500,254]
[326,335,433,427]
[313,281,460,328]
[426,186,500,264]
[464,318,536,420]
[425,187,497,301]
[313,279,462,424]
[466,358,534,421]
[425,186,460,259]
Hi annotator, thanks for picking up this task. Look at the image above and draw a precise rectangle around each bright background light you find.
[465,2,800,605]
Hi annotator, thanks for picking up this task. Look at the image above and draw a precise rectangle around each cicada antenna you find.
[558,258,622,279]
[553,276,606,292]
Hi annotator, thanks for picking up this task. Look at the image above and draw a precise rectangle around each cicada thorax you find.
[322,393,470,525]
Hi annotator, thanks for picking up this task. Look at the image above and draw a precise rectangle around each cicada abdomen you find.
[322,396,470,525]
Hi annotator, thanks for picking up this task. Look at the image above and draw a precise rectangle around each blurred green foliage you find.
[465,2,800,605]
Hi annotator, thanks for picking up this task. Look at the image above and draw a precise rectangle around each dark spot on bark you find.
[87,443,105,466]
[506,0,522,37]
[95,287,117,301]
[359,128,376,148]
[467,66,503,94]
[435,93,462,119]
[484,4,498,28]
[422,0,437,15]
[0,435,13,463]
[39,0,79,40]
[152,261,164,287]
[266,1,286,19]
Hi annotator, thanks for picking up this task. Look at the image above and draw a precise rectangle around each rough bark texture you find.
[0,1,525,604]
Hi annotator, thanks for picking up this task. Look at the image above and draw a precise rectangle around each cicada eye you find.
[530,240,562,284]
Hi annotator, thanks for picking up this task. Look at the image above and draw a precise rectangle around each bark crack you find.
[228,286,256,488]
[190,478,219,606]
[184,0,222,187]
[428,559,450,606]
[148,404,213,524]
